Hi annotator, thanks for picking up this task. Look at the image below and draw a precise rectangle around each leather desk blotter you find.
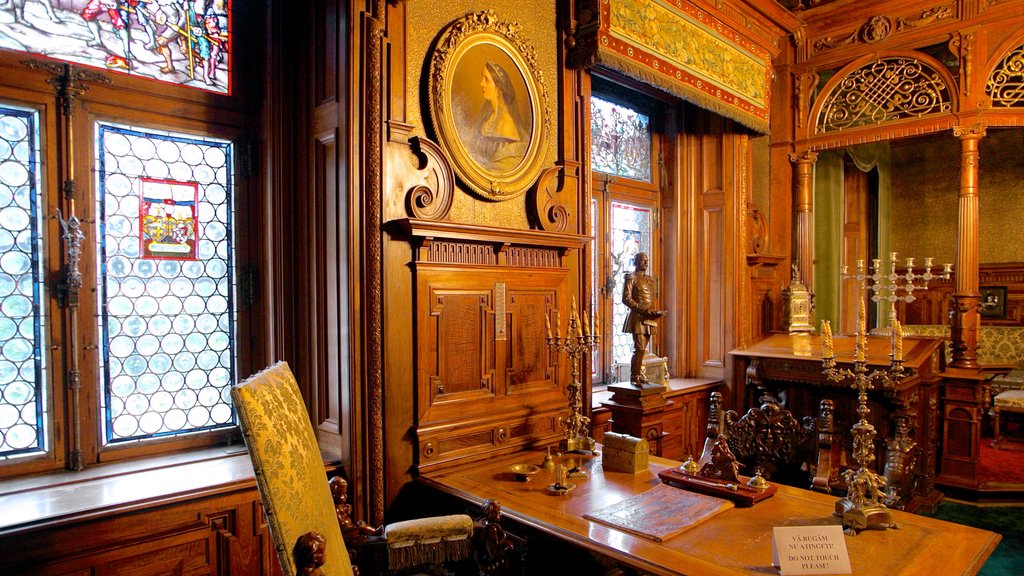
[584,483,734,542]
[657,467,777,506]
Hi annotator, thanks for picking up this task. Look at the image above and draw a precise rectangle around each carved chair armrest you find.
[329,477,518,575]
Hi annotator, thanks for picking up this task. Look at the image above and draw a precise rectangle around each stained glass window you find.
[0,1,231,94]
[610,201,651,367]
[591,96,652,182]
[96,122,234,444]
[0,105,45,459]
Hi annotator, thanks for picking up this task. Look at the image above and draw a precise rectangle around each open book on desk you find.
[584,483,734,542]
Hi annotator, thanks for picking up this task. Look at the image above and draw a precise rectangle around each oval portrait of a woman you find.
[451,45,533,174]
[430,11,549,200]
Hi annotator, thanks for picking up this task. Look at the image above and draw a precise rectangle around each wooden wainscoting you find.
[0,452,284,576]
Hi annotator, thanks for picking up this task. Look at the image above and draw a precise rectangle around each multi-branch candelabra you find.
[842,252,951,324]
[817,254,945,533]
[820,292,904,533]
[546,298,599,455]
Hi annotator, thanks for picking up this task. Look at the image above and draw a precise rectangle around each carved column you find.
[789,151,819,291]
[949,125,985,370]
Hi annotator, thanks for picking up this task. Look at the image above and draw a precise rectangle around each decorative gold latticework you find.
[986,44,1024,107]
[815,57,952,133]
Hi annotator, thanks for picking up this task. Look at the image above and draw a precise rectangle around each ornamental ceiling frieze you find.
[809,5,956,57]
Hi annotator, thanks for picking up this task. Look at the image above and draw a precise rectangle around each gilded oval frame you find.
[429,11,550,201]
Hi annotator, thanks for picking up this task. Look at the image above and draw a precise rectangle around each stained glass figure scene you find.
[591,96,652,182]
[0,0,230,94]
[97,122,234,443]
[0,105,45,459]
[610,201,651,367]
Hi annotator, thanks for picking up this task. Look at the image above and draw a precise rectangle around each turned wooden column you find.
[949,125,985,370]
[789,150,819,291]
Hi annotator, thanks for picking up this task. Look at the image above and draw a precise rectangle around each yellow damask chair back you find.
[232,361,354,576]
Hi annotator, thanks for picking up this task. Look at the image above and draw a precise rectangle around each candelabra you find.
[546,298,599,455]
[819,287,907,533]
[842,252,952,324]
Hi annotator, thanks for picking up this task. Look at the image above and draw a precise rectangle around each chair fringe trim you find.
[387,538,473,570]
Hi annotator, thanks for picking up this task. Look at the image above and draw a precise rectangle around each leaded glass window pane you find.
[96,122,234,444]
[610,201,651,367]
[591,96,652,182]
[0,105,46,459]
[0,1,232,94]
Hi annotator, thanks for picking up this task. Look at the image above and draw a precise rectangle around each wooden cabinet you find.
[1,487,281,576]
[600,378,721,461]
[662,380,719,461]
[392,219,591,472]
[0,454,284,576]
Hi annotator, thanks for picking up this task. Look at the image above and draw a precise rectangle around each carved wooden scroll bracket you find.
[530,160,579,233]
[388,121,455,221]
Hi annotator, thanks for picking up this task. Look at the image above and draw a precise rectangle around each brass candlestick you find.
[820,288,905,533]
[546,297,599,455]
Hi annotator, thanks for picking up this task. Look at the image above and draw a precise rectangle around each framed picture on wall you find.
[428,10,550,202]
[979,286,1007,319]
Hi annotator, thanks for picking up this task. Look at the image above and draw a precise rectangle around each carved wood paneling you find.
[900,263,1024,326]
[416,266,570,426]
[505,291,558,392]
[427,290,494,399]
[1,486,281,576]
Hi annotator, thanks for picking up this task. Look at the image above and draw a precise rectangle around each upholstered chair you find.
[233,362,491,576]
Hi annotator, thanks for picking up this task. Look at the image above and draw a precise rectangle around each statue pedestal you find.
[602,380,671,456]
[615,353,670,386]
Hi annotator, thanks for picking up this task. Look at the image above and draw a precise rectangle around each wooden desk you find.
[419,449,999,576]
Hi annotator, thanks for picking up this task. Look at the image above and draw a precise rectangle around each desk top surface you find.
[419,449,1000,576]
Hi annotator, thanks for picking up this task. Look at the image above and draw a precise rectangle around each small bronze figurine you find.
[699,434,742,483]
[621,252,666,386]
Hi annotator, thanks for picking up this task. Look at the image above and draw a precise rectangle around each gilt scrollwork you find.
[816,57,952,133]
[986,42,1024,107]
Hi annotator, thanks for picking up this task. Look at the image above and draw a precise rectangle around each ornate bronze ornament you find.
[428,11,551,201]
[987,43,1024,107]
[815,57,952,133]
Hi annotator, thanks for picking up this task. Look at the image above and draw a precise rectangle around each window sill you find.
[0,445,256,536]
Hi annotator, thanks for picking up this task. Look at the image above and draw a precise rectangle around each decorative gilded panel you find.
[571,0,772,133]
[815,57,953,134]
[986,43,1024,107]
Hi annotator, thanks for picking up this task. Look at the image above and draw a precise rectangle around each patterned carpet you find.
[925,501,1024,576]
[979,436,1024,485]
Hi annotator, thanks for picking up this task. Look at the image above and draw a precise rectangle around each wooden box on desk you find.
[601,432,649,473]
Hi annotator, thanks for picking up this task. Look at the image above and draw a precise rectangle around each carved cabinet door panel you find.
[415,265,570,425]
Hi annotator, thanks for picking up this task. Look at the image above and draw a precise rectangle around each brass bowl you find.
[509,463,541,482]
